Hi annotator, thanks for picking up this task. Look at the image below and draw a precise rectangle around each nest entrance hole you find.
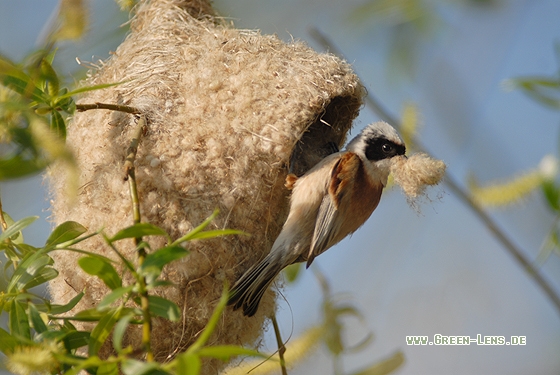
[289,95,359,176]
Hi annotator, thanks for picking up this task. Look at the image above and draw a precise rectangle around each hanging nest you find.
[46,0,363,372]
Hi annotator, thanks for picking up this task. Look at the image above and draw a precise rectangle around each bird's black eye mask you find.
[365,137,406,161]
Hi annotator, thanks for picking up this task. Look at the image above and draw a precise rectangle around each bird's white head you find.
[346,121,406,185]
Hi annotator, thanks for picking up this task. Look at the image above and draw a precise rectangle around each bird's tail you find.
[228,255,283,317]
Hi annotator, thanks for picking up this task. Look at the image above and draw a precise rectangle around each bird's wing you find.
[307,152,360,267]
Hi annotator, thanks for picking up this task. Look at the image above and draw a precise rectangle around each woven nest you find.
[47,0,363,372]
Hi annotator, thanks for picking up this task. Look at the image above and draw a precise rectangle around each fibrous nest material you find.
[46,0,363,372]
[391,153,446,201]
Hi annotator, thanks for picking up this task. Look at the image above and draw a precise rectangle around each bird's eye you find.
[382,143,394,154]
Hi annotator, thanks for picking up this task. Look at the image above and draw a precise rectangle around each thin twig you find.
[124,114,146,184]
[0,192,8,231]
[271,312,288,375]
[76,102,141,114]
[124,114,153,361]
[309,26,560,316]
[0,190,18,268]
[126,115,145,246]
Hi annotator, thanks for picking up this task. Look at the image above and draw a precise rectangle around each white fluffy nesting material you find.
[46,0,363,371]
[391,153,446,201]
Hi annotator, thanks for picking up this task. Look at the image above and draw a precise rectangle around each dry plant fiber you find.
[391,153,446,201]
[46,0,363,372]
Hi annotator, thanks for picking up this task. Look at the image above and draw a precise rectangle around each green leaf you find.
[12,292,44,304]
[39,57,59,97]
[283,263,302,283]
[35,329,67,343]
[89,307,121,356]
[171,209,219,246]
[513,77,560,88]
[73,308,110,322]
[9,256,54,291]
[10,300,31,340]
[43,49,57,67]
[15,243,39,255]
[186,284,229,353]
[50,109,67,140]
[59,355,106,375]
[140,245,189,274]
[101,236,136,274]
[60,248,114,264]
[322,301,367,356]
[197,345,265,361]
[1,246,18,267]
[78,256,122,290]
[0,216,38,243]
[350,351,405,375]
[150,280,175,288]
[62,331,91,351]
[58,81,125,100]
[47,290,85,314]
[56,95,76,114]
[97,362,120,375]
[510,77,560,110]
[184,229,247,241]
[0,327,18,354]
[35,104,53,115]
[1,212,23,244]
[8,251,54,292]
[346,331,374,353]
[23,265,58,290]
[98,286,133,310]
[0,154,49,180]
[45,221,88,248]
[148,295,181,322]
[542,180,560,211]
[28,303,48,334]
[61,319,78,331]
[323,319,344,355]
[68,307,136,322]
[110,223,169,242]
[113,313,134,353]
[0,58,49,103]
[175,352,201,375]
[332,305,365,319]
[121,359,167,375]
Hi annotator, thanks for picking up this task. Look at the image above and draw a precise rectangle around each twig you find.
[76,102,140,114]
[0,190,18,268]
[309,26,560,316]
[0,192,8,231]
[124,115,145,183]
[124,114,153,361]
[271,313,288,375]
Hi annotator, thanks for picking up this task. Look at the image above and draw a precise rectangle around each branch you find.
[271,313,288,375]
[309,26,560,316]
[76,102,140,114]
[124,114,153,361]
[0,192,8,231]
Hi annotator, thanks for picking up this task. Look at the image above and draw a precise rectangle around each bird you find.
[228,121,406,316]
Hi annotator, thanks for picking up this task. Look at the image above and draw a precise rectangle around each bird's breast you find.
[338,159,383,236]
